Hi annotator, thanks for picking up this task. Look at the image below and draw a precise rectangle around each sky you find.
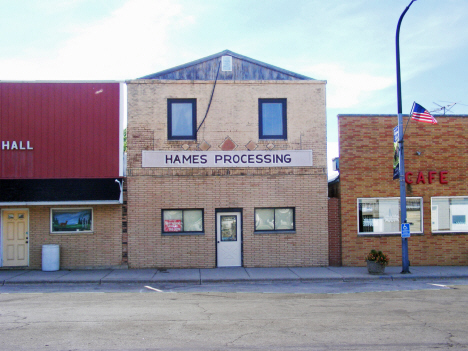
[1,0,468,179]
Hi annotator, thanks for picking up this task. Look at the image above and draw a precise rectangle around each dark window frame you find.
[161,208,204,235]
[254,207,295,233]
[167,99,197,140]
[258,98,287,140]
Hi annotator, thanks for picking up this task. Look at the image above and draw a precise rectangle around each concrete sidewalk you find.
[1,265,468,285]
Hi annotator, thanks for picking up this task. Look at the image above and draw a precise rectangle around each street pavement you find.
[1,265,468,285]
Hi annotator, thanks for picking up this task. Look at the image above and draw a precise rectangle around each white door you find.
[2,209,29,267]
[216,212,242,267]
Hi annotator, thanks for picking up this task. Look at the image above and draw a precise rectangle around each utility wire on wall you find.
[197,60,221,132]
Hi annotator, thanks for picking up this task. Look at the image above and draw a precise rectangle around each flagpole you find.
[396,0,416,274]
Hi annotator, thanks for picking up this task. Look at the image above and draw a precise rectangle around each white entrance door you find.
[216,212,242,267]
[2,209,29,267]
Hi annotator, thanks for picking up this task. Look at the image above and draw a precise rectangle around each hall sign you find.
[405,171,448,184]
[1,141,33,150]
[142,150,313,168]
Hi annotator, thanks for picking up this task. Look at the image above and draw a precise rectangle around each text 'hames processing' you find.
[142,150,313,168]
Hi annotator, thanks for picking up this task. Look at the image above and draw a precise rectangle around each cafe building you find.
[338,114,468,266]
[126,50,328,268]
[0,82,125,269]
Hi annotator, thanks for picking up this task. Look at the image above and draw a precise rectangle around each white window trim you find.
[50,208,93,234]
[431,196,468,234]
[357,197,423,235]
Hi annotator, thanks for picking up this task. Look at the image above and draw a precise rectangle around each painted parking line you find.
[144,285,164,292]
[428,284,452,289]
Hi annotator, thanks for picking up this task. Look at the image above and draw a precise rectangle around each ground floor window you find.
[432,197,468,233]
[255,208,295,232]
[51,208,93,233]
[162,209,204,234]
[358,198,422,235]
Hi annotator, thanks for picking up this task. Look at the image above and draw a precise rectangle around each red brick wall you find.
[339,114,468,266]
[328,197,341,266]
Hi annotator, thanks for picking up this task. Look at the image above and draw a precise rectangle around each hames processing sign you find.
[142,150,313,168]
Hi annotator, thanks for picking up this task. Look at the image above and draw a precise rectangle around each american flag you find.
[410,102,438,124]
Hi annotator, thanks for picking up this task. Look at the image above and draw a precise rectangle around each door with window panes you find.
[2,210,29,267]
[216,211,242,267]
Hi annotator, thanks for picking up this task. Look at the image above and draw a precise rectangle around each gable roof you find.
[139,50,313,81]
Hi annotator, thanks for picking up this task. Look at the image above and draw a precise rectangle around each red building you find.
[338,114,468,266]
[0,82,125,269]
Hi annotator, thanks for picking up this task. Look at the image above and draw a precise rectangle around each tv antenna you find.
[431,101,468,115]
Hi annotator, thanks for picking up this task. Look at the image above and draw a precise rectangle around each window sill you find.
[258,138,287,141]
[162,232,204,236]
[50,231,94,235]
[432,231,468,236]
[254,230,296,235]
[358,232,424,237]
[167,139,197,142]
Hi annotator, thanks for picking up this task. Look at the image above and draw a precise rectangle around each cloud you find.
[305,63,394,109]
[0,0,192,80]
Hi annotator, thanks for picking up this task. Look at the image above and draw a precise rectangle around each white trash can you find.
[42,244,60,271]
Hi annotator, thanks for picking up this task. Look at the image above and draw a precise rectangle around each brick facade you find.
[127,79,328,268]
[1,205,123,269]
[339,114,468,266]
[328,197,341,266]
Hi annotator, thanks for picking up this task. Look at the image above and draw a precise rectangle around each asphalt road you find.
[1,280,468,351]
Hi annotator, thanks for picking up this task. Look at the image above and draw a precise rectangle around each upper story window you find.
[358,197,423,235]
[167,99,197,140]
[432,197,468,233]
[259,98,287,140]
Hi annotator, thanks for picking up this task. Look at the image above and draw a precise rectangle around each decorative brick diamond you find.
[198,140,211,151]
[267,143,275,150]
[245,140,258,151]
[182,144,190,150]
[219,137,237,151]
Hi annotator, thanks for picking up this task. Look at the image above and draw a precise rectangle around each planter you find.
[366,260,385,274]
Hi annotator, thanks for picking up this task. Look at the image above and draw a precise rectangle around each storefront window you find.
[162,209,203,234]
[432,197,468,233]
[358,198,422,234]
[255,208,294,232]
[51,208,93,233]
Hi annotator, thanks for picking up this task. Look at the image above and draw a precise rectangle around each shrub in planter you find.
[365,249,389,274]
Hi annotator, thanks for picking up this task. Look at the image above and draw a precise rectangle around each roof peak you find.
[139,50,313,81]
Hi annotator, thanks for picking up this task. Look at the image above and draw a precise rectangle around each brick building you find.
[338,114,468,266]
[0,82,125,269]
[126,50,328,268]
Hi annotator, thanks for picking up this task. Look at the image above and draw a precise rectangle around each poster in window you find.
[164,219,182,232]
[52,209,92,232]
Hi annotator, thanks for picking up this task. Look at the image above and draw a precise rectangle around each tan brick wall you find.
[126,79,328,268]
[127,80,327,168]
[339,115,468,266]
[127,171,328,268]
[1,205,123,269]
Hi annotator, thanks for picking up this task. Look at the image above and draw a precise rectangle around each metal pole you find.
[396,0,416,274]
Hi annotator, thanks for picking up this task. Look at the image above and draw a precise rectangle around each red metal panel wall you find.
[0,82,120,179]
